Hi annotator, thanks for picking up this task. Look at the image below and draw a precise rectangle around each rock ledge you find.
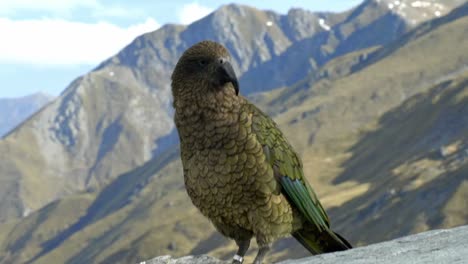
[142,225,468,264]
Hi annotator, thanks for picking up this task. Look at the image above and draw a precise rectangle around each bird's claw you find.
[232,254,244,264]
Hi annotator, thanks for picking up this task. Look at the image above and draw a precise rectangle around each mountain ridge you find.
[0,92,53,138]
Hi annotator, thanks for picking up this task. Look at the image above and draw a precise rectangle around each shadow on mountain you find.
[328,75,468,245]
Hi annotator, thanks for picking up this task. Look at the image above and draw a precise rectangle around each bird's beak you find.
[218,60,239,96]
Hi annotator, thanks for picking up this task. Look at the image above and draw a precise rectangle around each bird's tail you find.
[293,226,352,254]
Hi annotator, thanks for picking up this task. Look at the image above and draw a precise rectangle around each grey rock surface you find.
[144,225,468,264]
[140,255,228,264]
[282,225,468,264]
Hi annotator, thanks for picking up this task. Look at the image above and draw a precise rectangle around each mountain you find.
[241,0,464,92]
[0,2,466,264]
[0,0,457,223]
[0,93,53,138]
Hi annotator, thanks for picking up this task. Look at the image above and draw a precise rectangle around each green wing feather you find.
[243,103,330,232]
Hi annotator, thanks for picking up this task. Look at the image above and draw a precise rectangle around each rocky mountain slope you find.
[242,0,464,92]
[0,93,52,138]
[0,2,466,264]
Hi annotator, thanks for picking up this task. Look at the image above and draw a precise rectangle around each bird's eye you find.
[198,60,208,66]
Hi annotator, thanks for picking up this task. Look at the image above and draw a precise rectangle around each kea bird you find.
[171,40,352,264]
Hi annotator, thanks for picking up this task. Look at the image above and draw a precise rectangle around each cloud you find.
[178,2,213,25]
[0,0,99,15]
[0,0,144,19]
[91,6,144,19]
[0,17,160,65]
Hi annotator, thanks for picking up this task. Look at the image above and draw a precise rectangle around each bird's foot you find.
[232,239,250,264]
[253,245,270,264]
[232,254,244,264]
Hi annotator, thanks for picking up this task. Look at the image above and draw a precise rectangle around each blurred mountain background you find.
[0,93,53,138]
[0,1,467,263]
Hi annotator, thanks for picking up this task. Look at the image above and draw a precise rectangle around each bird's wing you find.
[243,102,330,232]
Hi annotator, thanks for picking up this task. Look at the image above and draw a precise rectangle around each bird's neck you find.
[175,88,242,122]
[174,89,244,149]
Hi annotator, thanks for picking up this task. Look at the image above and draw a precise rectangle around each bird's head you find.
[171,41,239,102]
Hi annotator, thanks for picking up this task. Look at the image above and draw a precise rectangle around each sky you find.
[0,0,363,98]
